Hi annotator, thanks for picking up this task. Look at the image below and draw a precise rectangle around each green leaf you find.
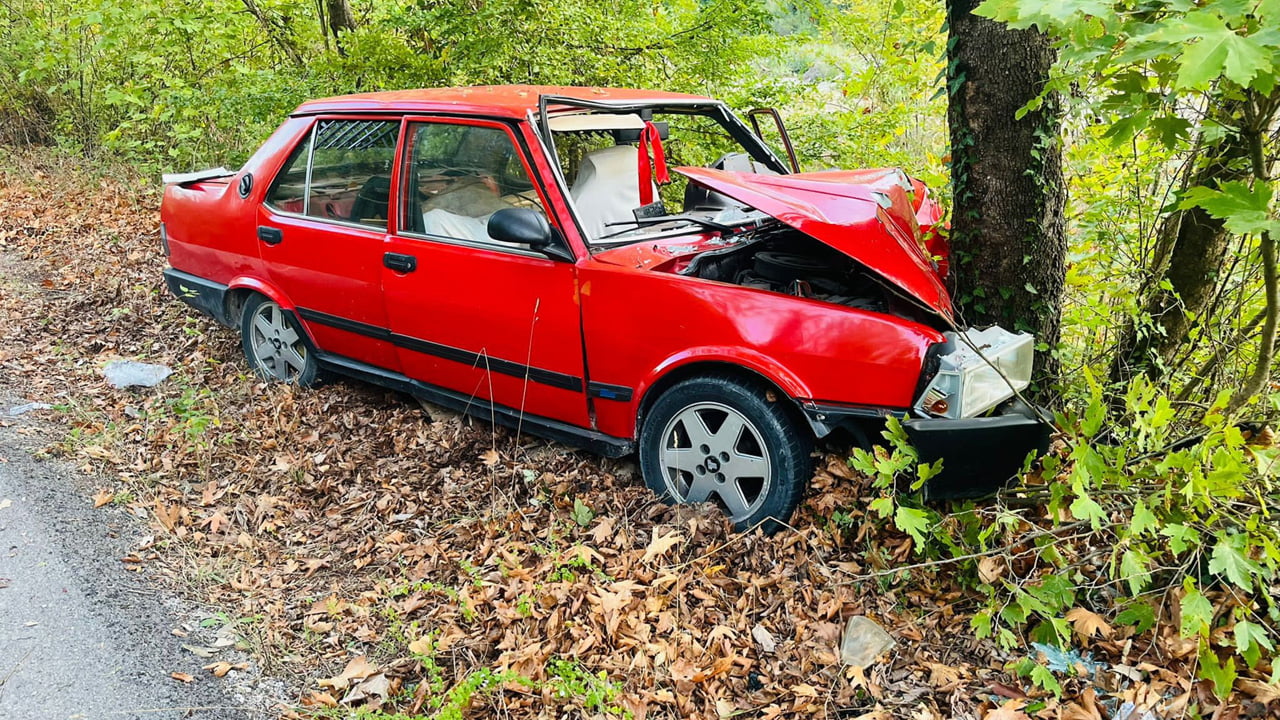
[1131,500,1157,536]
[1029,663,1063,696]
[894,505,932,547]
[1120,548,1152,595]
[570,498,594,527]
[1161,523,1201,555]
[1179,181,1275,236]
[1208,533,1266,592]
[1151,10,1274,88]
[1180,582,1216,638]
[1234,620,1274,668]
[1115,602,1157,633]
[1069,486,1108,529]
[1198,644,1238,699]
[869,496,895,519]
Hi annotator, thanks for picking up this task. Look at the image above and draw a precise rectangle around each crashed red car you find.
[160,86,1048,531]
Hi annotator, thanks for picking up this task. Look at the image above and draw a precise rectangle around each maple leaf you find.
[642,530,683,563]
[1065,607,1114,640]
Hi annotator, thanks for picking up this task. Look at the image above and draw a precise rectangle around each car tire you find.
[240,294,321,386]
[639,374,813,534]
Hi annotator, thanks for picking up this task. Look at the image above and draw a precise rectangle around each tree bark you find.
[324,0,356,54]
[1107,108,1252,389]
[945,0,1067,389]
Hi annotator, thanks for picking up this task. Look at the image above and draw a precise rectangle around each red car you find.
[160,86,1048,531]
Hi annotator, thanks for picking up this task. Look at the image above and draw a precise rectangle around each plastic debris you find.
[839,616,895,667]
[7,402,52,416]
[102,361,172,389]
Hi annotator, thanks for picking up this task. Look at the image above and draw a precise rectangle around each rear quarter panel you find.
[579,263,945,439]
[161,117,312,291]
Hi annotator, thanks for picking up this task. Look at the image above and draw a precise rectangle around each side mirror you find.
[487,208,554,249]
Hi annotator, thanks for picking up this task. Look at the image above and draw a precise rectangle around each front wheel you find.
[639,374,813,533]
[240,294,320,386]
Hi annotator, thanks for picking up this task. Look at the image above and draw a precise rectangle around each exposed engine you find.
[679,228,890,313]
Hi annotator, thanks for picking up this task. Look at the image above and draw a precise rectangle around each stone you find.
[839,616,895,668]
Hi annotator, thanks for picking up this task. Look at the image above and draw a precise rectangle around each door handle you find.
[383,252,417,273]
[257,226,283,245]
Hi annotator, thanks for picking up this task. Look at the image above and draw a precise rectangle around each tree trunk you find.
[945,0,1067,389]
[325,0,356,54]
[1107,106,1253,389]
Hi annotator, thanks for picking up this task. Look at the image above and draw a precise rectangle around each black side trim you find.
[296,307,391,340]
[297,307,583,393]
[316,352,632,457]
[163,268,232,327]
[799,401,906,439]
[587,382,633,402]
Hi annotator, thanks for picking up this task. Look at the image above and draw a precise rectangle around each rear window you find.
[265,119,400,228]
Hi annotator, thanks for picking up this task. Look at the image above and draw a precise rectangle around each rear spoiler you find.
[161,167,236,186]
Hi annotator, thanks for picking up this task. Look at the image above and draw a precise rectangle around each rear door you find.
[256,116,401,370]
[380,117,590,427]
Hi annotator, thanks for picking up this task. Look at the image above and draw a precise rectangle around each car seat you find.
[570,145,660,241]
[349,175,391,225]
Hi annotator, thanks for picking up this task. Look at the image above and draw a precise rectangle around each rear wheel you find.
[240,294,320,386]
[639,374,812,533]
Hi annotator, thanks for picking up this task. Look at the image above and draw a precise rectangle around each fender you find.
[634,345,815,421]
[224,275,326,349]
[227,275,295,312]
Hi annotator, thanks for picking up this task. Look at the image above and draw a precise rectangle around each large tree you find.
[944,0,1067,386]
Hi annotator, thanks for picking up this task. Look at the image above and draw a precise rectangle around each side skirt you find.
[316,352,635,459]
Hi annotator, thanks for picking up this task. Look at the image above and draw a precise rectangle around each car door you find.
[381,117,590,428]
[256,116,401,370]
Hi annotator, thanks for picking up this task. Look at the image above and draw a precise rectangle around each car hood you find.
[678,167,954,320]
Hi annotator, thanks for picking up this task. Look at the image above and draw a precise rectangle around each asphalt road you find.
[0,403,278,720]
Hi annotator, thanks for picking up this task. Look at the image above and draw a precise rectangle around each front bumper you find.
[903,405,1051,499]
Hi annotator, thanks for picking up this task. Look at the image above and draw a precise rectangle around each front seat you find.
[349,175,391,225]
[570,145,659,241]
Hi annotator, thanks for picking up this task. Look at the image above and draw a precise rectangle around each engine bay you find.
[678,225,892,314]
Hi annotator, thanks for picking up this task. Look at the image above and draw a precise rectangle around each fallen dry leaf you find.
[317,656,376,692]
[169,672,194,683]
[1066,607,1114,640]
[642,530,683,563]
[92,489,113,508]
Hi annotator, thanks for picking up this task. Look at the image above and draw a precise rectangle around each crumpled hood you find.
[678,167,953,320]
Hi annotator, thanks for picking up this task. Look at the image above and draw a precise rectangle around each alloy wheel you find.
[658,401,773,522]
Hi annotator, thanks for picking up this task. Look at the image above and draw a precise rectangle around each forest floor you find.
[0,152,1237,720]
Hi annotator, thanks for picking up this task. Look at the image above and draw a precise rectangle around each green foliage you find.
[849,416,943,548]
[868,378,1280,699]
[0,0,949,186]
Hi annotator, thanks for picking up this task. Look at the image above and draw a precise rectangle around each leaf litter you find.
[0,153,1273,719]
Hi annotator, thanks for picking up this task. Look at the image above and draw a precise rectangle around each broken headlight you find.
[913,326,1034,419]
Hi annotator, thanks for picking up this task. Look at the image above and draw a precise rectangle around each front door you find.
[256,117,401,370]
[381,118,589,427]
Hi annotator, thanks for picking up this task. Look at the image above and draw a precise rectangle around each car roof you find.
[293,85,719,119]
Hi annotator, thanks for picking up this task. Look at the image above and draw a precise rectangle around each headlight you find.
[913,326,1034,419]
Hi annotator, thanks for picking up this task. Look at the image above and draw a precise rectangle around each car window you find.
[400,122,544,246]
[264,132,312,215]
[265,119,400,228]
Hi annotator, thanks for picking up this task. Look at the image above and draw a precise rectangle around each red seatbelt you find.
[637,121,669,206]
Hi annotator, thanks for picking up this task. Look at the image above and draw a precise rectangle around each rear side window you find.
[265,119,400,228]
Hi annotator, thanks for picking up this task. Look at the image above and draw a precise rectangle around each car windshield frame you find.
[529,95,792,252]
